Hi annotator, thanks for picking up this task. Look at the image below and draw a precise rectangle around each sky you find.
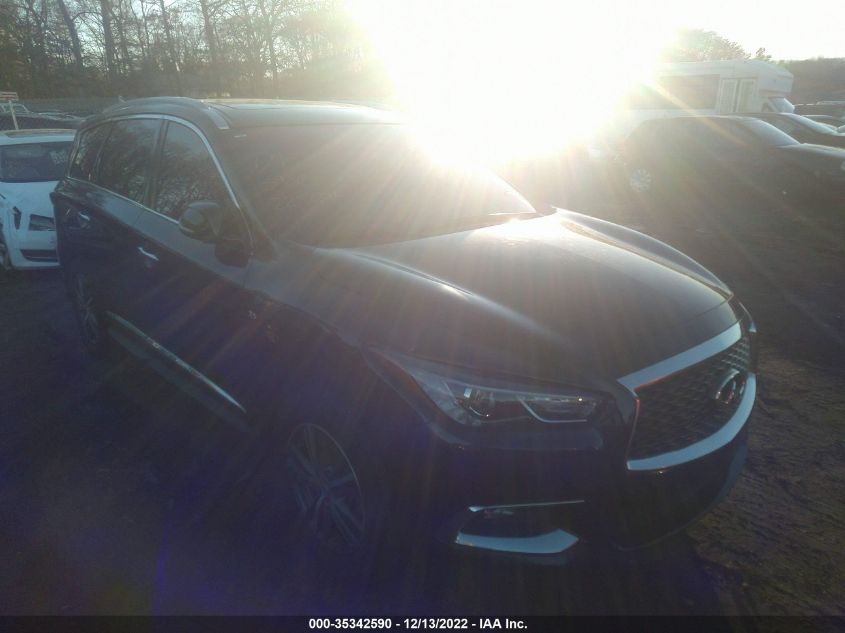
[347,0,843,160]
[657,0,842,59]
[350,0,843,62]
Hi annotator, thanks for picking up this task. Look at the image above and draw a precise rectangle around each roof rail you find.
[101,96,231,129]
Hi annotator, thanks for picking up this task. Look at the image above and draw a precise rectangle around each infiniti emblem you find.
[712,369,747,407]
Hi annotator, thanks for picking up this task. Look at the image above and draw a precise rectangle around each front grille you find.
[20,248,57,262]
[629,335,752,460]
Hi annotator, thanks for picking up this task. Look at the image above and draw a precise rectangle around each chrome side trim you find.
[467,500,584,513]
[626,373,755,471]
[67,175,168,222]
[155,115,240,210]
[617,322,742,392]
[106,311,246,415]
[455,529,579,555]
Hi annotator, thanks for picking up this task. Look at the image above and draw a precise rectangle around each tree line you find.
[0,0,389,100]
[1,5,842,105]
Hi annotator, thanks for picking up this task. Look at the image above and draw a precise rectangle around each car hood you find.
[297,211,739,386]
[0,181,59,218]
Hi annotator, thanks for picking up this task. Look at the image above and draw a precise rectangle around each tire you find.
[68,269,112,359]
[627,164,655,196]
[281,420,393,575]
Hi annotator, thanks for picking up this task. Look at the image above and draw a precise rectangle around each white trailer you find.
[607,60,795,141]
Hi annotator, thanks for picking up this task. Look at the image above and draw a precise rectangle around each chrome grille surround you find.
[618,321,756,471]
[629,335,751,459]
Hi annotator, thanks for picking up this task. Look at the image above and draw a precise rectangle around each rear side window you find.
[95,119,160,204]
[69,124,110,181]
[153,122,229,219]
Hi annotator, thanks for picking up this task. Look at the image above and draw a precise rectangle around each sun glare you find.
[349,0,674,165]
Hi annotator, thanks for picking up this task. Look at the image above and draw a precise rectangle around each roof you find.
[95,97,402,131]
[0,129,76,144]
[658,59,793,78]
[638,115,748,127]
[743,112,795,117]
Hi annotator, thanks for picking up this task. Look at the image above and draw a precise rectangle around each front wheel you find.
[287,423,369,553]
[627,164,655,196]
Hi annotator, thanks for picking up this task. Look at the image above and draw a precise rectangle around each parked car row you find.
[794,101,845,119]
[0,112,82,132]
[621,114,845,201]
[743,112,845,148]
[804,114,845,132]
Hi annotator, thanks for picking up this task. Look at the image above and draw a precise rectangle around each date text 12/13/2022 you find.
[308,618,527,630]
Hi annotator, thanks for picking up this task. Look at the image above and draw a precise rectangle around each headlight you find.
[390,354,602,427]
[28,214,55,231]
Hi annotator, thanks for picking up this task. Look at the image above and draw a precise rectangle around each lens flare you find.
[349,0,673,165]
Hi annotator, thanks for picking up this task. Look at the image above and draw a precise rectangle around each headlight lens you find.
[393,355,600,427]
[28,214,55,231]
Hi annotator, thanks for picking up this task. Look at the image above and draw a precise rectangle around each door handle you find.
[137,245,159,265]
[65,207,91,227]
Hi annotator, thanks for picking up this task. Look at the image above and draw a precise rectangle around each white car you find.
[0,129,74,270]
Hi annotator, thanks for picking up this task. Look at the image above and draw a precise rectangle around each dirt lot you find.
[581,188,845,618]
[0,187,843,618]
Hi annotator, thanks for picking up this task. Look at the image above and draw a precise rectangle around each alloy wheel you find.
[629,167,654,193]
[286,423,366,551]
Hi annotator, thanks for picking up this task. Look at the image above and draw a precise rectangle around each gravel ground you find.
[584,190,845,618]
[0,191,843,618]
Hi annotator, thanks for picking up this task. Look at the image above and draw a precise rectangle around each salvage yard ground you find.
[0,191,843,619]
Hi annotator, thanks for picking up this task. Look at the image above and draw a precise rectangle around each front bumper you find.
[439,381,752,560]
[424,321,756,561]
[1,221,58,269]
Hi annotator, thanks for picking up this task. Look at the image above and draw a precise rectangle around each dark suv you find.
[53,98,756,562]
[624,115,845,201]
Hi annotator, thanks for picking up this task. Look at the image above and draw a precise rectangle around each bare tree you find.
[0,0,385,100]
[157,0,182,94]
[99,0,117,80]
[57,0,84,73]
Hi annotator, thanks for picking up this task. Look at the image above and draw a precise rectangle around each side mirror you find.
[179,200,224,242]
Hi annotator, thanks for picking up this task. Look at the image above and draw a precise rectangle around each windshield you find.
[0,141,71,182]
[740,119,800,146]
[225,124,537,247]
